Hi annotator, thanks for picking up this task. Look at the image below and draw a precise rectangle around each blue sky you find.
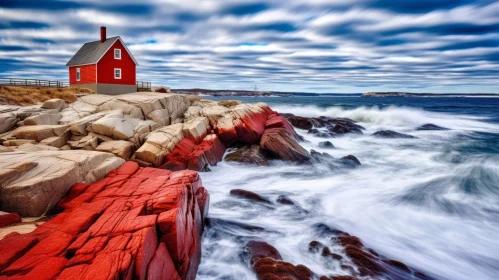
[1,0,498,93]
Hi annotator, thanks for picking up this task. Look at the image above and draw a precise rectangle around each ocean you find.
[197,95,499,280]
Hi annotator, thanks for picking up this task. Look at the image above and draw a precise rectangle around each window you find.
[76,68,80,81]
[114,68,121,79]
[114,48,121,59]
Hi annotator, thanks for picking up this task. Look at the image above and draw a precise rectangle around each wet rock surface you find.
[373,130,416,139]
[230,189,273,204]
[285,115,365,136]
[319,141,335,148]
[416,123,449,131]
[225,145,272,166]
[261,128,311,162]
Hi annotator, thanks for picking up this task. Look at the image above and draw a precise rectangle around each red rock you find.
[0,236,38,271]
[0,257,67,280]
[0,212,22,228]
[0,161,209,280]
[162,134,226,172]
[3,231,73,275]
[245,241,283,265]
[211,104,271,146]
[265,115,301,140]
[245,240,316,280]
[147,242,181,280]
[260,127,311,162]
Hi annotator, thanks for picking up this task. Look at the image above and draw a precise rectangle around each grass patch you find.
[0,86,94,106]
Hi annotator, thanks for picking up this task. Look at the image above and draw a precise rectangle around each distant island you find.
[171,88,292,97]
[363,92,499,97]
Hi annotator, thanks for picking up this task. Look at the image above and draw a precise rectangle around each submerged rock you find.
[205,218,266,233]
[230,189,272,204]
[328,123,363,135]
[310,223,433,280]
[416,123,449,131]
[287,116,315,130]
[245,241,283,264]
[341,155,361,166]
[284,115,365,137]
[319,141,335,148]
[244,241,315,280]
[276,195,295,205]
[373,130,416,139]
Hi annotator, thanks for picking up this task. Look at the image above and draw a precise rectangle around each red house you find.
[66,26,138,95]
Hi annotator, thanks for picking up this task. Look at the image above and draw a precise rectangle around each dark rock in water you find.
[321,247,343,260]
[310,149,335,163]
[230,189,273,204]
[319,141,335,148]
[373,130,416,139]
[417,123,449,131]
[414,271,437,280]
[205,217,266,232]
[344,245,386,277]
[245,241,283,264]
[312,223,345,236]
[308,240,326,253]
[321,275,359,280]
[260,127,312,163]
[341,155,361,166]
[276,195,295,205]
[384,259,411,273]
[279,113,295,118]
[245,241,315,279]
[283,114,364,137]
[225,145,271,166]
[329,123,363,135]
[287,116,314,130]
[309,129,336,138]
[336,235,363,248]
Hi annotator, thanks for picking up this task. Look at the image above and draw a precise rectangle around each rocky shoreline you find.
[0,92,434,279]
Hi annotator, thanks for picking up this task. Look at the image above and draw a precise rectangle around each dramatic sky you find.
[1,0,499,93]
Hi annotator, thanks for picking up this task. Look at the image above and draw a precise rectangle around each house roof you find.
[66,36,138,67]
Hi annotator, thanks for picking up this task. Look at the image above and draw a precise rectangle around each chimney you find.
[100,26,106,43]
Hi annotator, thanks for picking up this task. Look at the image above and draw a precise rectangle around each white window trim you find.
[76,68,80,81]
[114,48,121,60]
[114,68,122,79]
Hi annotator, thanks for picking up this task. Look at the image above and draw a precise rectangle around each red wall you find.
[97,40,136,85]
[69,64,96,84]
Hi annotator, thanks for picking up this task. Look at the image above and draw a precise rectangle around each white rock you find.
[182,117,209,144]
[133,123,184,167]
[41,99,65,111]
[96,140,134,160]
[67,134,99,150]
[16,143,60,152]
[0,112,18,133]
[0,150,124,216]
[3,139,37,147]
[23,113,62,125]
[11,125,69,142]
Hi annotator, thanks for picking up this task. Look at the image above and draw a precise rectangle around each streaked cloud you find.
[0,0,498,93]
